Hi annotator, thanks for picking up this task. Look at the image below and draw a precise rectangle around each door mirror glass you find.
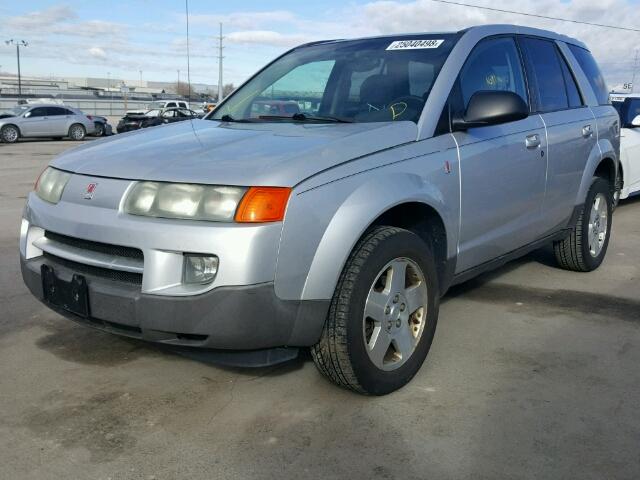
[452,91,529,131]
[632,115,640,127]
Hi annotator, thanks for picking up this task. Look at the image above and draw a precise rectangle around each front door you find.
[20,107,49,136]
[451,36,548,273]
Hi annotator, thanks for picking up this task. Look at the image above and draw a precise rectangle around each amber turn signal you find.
[235,187,292,223]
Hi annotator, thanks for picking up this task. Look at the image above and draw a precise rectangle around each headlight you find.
[35,167,72,204]
[123,181,247,222]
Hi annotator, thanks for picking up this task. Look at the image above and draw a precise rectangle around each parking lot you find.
[1,139,639,479]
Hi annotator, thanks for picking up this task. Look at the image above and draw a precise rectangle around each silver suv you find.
[20,25,619,395]
[0,104,95,142]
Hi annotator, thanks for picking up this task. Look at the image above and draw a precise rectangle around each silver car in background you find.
[0,104,95,143]
[20,24,619,395]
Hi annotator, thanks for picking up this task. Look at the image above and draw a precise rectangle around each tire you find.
[68,124,86,141]
[1,125,19,143]
[613,169,623,209]
[553,177,612,272]
[311,226,439,395]
[94,122,105,137]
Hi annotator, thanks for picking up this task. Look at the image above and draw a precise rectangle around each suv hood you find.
[51,119,417,187]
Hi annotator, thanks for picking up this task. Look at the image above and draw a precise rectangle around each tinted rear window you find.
[568,45,609,105]
[519,37,568,112]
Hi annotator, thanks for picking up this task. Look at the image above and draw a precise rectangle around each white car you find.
[126,100,190,116]
[612,95,640,200]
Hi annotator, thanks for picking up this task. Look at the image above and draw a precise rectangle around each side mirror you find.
[23,111,31,118]
[452,91,529,131]
[631,115,640,127]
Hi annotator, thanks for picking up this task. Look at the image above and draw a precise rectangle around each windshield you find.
[210,34,459,124]
[3,106,29,117]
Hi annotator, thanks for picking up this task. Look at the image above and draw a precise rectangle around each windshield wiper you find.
[258,113,354,123]
[218,114,255,123]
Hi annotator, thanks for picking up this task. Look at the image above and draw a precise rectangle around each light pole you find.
[177,69,180,94]
[5,39,28,97]
[139,70,142,87]
[107,71,112,115]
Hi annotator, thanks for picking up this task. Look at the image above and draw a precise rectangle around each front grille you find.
[43,252,143,285]
[44,231,143,260]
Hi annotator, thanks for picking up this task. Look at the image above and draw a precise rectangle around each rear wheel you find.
[553,177,612,272]
[68,124,86,141]
[1,125,19,143]
[94,122,105,137]
[311,226,439,395]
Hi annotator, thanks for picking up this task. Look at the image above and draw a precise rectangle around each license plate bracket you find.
[41,265,90,318]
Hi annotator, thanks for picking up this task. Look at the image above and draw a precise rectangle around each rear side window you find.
[519,37,568,112]
[46,107,71,116]
[458,37,528,109]
[558,53,583,108]
[568,45,609,105]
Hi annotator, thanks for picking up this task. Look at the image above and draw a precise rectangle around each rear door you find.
[518,37,597,233]
[452,36,548,272]
[45,107,72,136]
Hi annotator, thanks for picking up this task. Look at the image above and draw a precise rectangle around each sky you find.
[0,0,639,90]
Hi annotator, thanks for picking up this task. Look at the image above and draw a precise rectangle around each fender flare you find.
[300,172,455,301]
[575,139,617,206]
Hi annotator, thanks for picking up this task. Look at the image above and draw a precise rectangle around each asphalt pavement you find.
[1,139,639,479]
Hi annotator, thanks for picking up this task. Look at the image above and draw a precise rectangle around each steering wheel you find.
[387,95,424,120]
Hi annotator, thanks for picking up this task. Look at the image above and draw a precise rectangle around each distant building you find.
[0,74,217,99]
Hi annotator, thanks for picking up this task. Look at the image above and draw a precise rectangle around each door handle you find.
[525,134,541,148]
[582,125,593,138]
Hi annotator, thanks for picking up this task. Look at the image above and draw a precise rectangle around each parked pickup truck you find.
[20,25,619,395]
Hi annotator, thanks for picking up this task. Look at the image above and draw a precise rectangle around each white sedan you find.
[613,96,640,201]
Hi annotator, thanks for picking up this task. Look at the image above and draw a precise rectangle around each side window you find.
[179,102,187,108]
[558,52,583,108]
[29,107,48,117]
[166,102,177,108]
[568,45,609,105]
[46,107,65,116]
[519,37,568,112]
[458,37,527,110]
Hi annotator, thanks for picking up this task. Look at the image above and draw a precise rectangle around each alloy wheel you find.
[363,257,428,371]
[588,192,608,257]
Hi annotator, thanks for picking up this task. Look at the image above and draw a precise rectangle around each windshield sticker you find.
[386,39,444,50]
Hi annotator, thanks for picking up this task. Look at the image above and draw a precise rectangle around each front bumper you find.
[21,253,329,349]
[20,182,330,351]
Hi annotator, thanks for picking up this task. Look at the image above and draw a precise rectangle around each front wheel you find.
[311,226,439,395]
[1,125,19,143]
[68,124,86,141]
[553,177,612,272]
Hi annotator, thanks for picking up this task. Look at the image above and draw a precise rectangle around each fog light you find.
[183,254,219,284]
